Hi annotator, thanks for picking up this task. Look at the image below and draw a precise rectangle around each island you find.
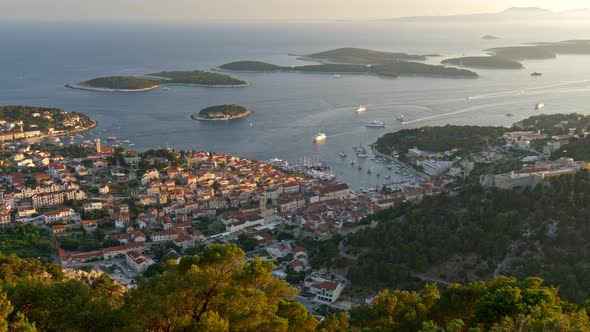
[441,56,524,69]
[482,35,501,40]
[219,60,478,79]
[66,70,248,92]
[298,47,429,64]
[0,105,96,140]
[486,46,557,60]
[191,104,253,121]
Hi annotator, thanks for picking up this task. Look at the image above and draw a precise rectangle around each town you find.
[2,112,590,315]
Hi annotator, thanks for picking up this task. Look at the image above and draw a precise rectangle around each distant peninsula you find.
[441,56,524,69]
[219,60,478,79]
[486,40,590,61]
[66,70,248,92]
[191,105,253,121]
[297,47,430,64]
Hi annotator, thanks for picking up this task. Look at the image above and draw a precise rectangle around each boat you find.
[357,153,368,159]
[396,114,405,122]
[357,165,363,170]
[107,137,117,141]
[266,158,289,168]
[313,133,327,142]
[364,120,385,128]
[162,87,170,91]
[387,165,392,170]
[356,105,367,113]
[506,113,514,117]
[467,96,473,100]
[531,72,543,76]
[535,103,545,110]
[339,152,347,158]
[332,74,342,79]
[367,169,372,174]
[350,160,356,165]
[376,173,380,177]
[385,175,391,179]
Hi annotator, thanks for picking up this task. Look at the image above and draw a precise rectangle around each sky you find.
[2,0,590,22]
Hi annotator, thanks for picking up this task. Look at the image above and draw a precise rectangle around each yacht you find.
[364,120,385,128]
[396,114,405,122]
[356,105,367,113]
[385,175,391,179]
[314,133,327,142]
[357,153,369,159]
[535,103,545,110]
[339,152,347,158]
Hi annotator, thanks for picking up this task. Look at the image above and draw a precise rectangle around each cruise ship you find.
[314,133,327,142]
[364,120,385,128]
[356,105,367,113]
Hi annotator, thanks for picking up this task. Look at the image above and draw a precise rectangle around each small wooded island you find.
[191,105,253,121]
[66,70,248,92]
[298,47,429,64]
[441,56,524,69]
[219,60,477,79]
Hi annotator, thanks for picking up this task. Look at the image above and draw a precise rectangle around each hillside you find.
[76,76,163,90]
[0,105,95,132]
[441,56,524,69]
[374,125,507,156]
[346,171,590,303]
[148,70,248,86]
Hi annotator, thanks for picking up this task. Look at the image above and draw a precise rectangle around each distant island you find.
[191,104,253,121]
[442,56,524,69]
[486,40,590,61]
[219,60,478,79]
[482,35,500,40]
[66,70,248,92]
[297,47,430,64]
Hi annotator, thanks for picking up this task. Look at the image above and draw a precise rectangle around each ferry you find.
[266,158,289,168]
[535,103,545,110]
[356,105,367,113]
[396,114,405,122]
[364,120,385,128]
[313,133,327,142]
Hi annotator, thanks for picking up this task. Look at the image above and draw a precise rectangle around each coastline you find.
[23,120,99,142]
[66,81,250,92]
[215,67,477,79]
[65,83,160,93]
[191,111,254,121]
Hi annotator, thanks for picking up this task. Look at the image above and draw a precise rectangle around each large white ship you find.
[314,133,327,142]
[356,105,367,113]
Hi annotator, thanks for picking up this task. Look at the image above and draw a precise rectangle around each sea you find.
[3,20,590,189]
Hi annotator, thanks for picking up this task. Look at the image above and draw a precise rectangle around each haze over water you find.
[3,21,590,188]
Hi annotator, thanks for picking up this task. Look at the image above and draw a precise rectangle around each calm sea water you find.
[3,21,590,188]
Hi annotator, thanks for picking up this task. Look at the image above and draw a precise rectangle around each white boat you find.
[535,103,545,110]
[332,74,342,79]
[357,153,368,159]
[396,114,405,122]
[364,120,385,128]
[339,152,347,158]
[314,133,327,142]
[356,105,367,113]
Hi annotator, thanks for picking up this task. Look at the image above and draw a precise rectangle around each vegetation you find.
[73,70,247,90]
[516,113,590,133]
[220,61,478,78]
[220,61,287,71]
[79,76,162,90]
[0,225,54,258]
[441,56,523,69]
[303,47,428,64]
[0,245,319,331]
[3,251,590,331]
[195,104,252,120]
[148,70,247,86]
[375,125,507,155]
[0,105,94,132]
[347,171,590,303]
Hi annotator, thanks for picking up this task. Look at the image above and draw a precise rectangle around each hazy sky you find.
[3,0,590,21]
